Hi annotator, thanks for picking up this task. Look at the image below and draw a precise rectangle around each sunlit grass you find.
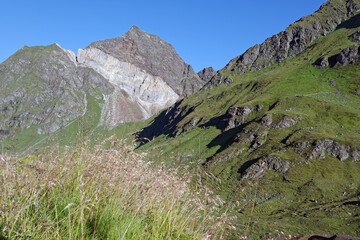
[0,137,227,239]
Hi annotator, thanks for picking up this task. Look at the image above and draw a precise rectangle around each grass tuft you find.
[0,137,226,239]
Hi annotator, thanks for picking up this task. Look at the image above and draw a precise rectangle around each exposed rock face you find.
[197,67,217,83]
[293,139,360,161]
[77,26,204,125]
[0,26,205,134]
[218,106,255,130]
[349,30,360,43]
[271,115,298,129]
[0,129,10,135]
[99,88,145,127]
[223,76,234,86]
[315,57,330,68]
[77,47,179,124]
[242,156,290,179]
[259,114,273,128]
[233,125,269,152]
[81,26,204,97]
[315,45,360,68]
[0,44,112,134]
[334,45,360,66]
[207,0,360,87]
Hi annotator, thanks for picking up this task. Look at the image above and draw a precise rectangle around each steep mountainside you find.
[137,0,360,238]
[82,26,203,97]
[78,26,204,125]
[208,0,360,87]
[0,44,112,136]
[0,27,204,152]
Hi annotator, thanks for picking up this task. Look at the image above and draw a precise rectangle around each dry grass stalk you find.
[0,137,227,239]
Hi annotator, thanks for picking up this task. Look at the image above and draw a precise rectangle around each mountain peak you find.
[82,26,203,97]
[129,25,141,32]
[124,25,154,40]
[126,25,147,36]
[75,24,204,126]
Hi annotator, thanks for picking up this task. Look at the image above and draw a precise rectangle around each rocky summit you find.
[0,26,204,138]
[78,26,204,126]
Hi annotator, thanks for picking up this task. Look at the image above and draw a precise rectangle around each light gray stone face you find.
[77,47,179,122]
[0,26,205,135]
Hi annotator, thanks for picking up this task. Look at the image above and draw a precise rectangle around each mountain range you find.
[1,0,360,238]
[0,25,204,139]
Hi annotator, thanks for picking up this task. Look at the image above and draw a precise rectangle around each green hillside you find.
[136,13,360,238]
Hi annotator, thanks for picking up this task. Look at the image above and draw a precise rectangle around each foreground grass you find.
[0,138,226,239]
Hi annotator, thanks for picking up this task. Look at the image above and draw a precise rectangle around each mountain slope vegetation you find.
[136,1,360,238]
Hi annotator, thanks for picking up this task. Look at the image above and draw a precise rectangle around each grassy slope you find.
[137,16,360,238]
[0,141,225,240]
[1,94,148,156]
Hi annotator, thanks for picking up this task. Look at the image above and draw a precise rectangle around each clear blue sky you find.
[1,0,327,72]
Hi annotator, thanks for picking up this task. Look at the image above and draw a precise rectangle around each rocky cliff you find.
[78,26,204,126]
[0,26,204,137]
[0,44,113,135]
[197,67,217,83]
[207,0,360,87]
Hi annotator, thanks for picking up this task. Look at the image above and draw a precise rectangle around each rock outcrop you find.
[222,106,255,130]
[197,67,217,83]
[80,26,204,97]
[271,115,298,129]
[216,105,263,131]
[293,139,360,162]
[242,156,290,179]
[77,46,179,125]
[207,0,360,87]
[335,45,360,66]
[315,45,360,68]
[349,30,360,43]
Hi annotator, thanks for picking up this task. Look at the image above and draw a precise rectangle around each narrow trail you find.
[19,116,82,157]
[298,91,340,97]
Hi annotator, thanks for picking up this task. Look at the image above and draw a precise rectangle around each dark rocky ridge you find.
[197,67,217,83]
[243,156,290,179]
[349,30,360,42]
[314,44,360,68]
[87,25,204,97]
[293,139,360,162]
[207,0,360,87]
